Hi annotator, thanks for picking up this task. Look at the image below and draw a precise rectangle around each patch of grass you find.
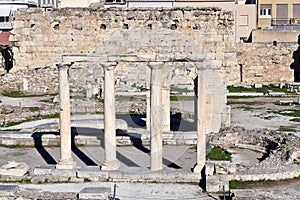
[227,96,257,99]
[0,129,21,132]
[207,146,232,161]
[278,126,297,132]
[70,95,85,100]
[115,95,136,101]
[229,179,276,189]
[27,107,40,112]
[3,113,59,127]
[263,116,276,120]
[2,91,52,98]
[0,144,22,148]
[227,84,290,93]
[227,101,259,105]
[273,110,300,118]
[39,98,55,103]
[290,118,300,122]
[41,113,59,119]
[171,85,192,93]
[170,96,194,101]
[237,106,255,111]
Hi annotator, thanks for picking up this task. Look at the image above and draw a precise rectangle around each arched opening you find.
[163,65,197,132]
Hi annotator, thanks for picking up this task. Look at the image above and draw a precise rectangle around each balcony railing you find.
[0,22,12,30]
[272,18,300,26]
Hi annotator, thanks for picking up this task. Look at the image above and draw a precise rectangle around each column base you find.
[193,162,205,173]
[101,160,120,171]
[56,159,76,170]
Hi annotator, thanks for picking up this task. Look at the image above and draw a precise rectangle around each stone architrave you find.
[101,62,120,171]
[193,64,207,173]
[148,62,163,171]
[56,62,76,169]
[162,87,170,132]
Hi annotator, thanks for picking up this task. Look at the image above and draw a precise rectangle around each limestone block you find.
[171,10,183,20]
[77,166,108,179]
[79,187,111,200]
[32,165,55,175]
[0,161,29,177]
[51,168,77,177]
[206,175,229,193]
[206,163,215,176]
[0,185,19,197]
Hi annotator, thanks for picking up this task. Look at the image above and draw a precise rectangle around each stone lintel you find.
[61,53,205,64]
[100,62,118,71]
[62,54,107,63]
[56,62,74,70]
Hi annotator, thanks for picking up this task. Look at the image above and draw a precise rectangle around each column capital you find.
[196,61,207,71]
[148,62,164,70]
[101,62,118,71]
[56,62,74,70]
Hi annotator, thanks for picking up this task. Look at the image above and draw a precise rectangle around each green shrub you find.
[207,146,231,161]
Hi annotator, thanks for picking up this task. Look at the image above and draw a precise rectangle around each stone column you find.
[162,87,170,132]
[148,62,163,171]
[146,82,151,131]
[193,65,207,173]
[56,63,76,169]
[101,62,120,171]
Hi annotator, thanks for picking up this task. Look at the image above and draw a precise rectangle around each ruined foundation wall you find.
[10,7,238,84]
[237,42,296,85]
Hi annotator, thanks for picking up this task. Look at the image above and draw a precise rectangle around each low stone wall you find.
[0,131,198,147]
[229,169,300,182]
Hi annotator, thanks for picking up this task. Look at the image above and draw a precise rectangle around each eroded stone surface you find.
[0,161,29,177]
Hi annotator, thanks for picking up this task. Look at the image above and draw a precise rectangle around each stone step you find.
[78,187,111,200]
[0,185,19,197]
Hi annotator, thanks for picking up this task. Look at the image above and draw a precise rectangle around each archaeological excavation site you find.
[0,5,299,200]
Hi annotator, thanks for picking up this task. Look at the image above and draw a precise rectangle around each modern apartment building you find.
[258,0,300,28]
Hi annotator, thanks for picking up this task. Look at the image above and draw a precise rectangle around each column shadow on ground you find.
[71,127,98,166]
[31,132,58,165]
[116,113,197,132]
[117,130,182,169]
[73,127,140,167]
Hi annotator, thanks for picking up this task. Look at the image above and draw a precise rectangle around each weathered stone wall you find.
[237,42,296,85]
[10,7,237,84]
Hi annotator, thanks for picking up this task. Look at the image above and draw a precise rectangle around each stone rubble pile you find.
[212,127,300,172]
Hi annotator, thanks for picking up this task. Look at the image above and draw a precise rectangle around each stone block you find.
[51,168,77,177]
[32,165,55,175]
[77,166,108,179]
[0,161,29,177]
[206,175,229,193]
[206,163,215,176]
[0,185,19,197]
[78,187,110,200]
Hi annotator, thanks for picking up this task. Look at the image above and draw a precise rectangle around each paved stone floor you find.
[0,145,196,171]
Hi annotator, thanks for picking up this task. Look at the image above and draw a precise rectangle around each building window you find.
[260,4,271,17]
[293,4,300,18]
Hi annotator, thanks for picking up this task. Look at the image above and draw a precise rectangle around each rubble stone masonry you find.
[10,7,238,84]
[5,7,296,90]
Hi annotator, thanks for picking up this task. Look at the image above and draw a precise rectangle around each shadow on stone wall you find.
[290,34,300,82]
